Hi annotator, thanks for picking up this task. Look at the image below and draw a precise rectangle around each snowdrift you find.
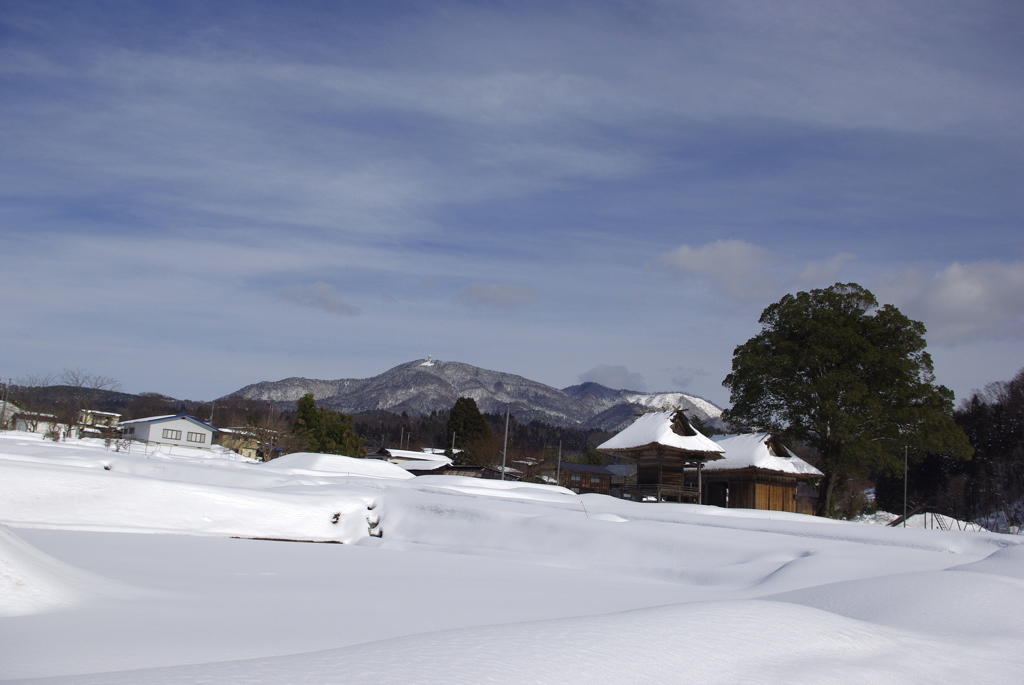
[0,524,131,617]
[1,431,1022,682]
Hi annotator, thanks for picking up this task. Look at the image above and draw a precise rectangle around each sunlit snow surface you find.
[1,432,1022,683]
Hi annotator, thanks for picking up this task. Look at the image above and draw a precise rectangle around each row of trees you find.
[872,369,1024,528]
[4,369,124,439]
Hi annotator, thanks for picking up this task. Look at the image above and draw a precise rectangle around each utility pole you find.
[556,439,562,486]
[903,445,908,528]
[501,407,510,481]
[451,431,456,453]
[0,379,8,431]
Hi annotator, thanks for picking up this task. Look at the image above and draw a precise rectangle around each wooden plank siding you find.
[756,482,796,512]
[700,468,802,513]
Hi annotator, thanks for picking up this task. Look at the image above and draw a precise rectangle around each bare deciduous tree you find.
[51,369,122,440]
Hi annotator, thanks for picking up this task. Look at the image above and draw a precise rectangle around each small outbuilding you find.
[213,428,262,460]
[440,464,520,480]
[119,414,217,450]
[11,412,59,436]
[539,461,614,495]
[702,433,823,514]
[597,410,725,502]
[77,409,121,438]
[369,447,455,476]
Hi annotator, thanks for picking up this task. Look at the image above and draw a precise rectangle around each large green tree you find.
[445,397,491,465]
[293,393,365,457]
[722,283,972,517]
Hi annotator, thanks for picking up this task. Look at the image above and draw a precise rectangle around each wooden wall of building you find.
[709,479,798,512]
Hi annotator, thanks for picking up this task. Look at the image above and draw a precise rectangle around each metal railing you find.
[625,484,700,502]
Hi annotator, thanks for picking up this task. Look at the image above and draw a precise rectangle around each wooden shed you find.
[597,410,725,502]
[540,461,614,495]
[700,433,822,514]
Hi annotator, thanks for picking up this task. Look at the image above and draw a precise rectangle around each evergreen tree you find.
[722,283,972,517]
[293,393,365,457]
[445,397,491,464]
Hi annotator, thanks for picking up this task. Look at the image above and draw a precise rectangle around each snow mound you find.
[0,524,114,617]
[38,599,1022,684]
[767,565,1024,640]
[264,453,413,479]
[950,544,1024,579]
[411,475,575,500]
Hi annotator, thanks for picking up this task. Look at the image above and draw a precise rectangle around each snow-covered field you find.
[2,431,1022,684]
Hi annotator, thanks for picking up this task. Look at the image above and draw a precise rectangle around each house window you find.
[187,432,205,444]
[162,429,182,440]
[123,426,135,435]
[570,473,581,482]
[590,476,601,485]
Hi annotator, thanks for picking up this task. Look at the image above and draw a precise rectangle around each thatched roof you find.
[597,410,724,460]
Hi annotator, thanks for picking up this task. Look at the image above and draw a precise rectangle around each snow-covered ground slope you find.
[1,431,1022,683]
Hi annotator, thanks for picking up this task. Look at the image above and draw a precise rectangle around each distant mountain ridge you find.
[228,359,723,432]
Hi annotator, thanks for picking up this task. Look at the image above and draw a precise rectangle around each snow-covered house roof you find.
[421,447,459,455]
[597,410,725,459]
[1,402,23,424]
[375,448,454,466]
[119,414,218,431]
[707,433,822,477]
[395,460,451,473]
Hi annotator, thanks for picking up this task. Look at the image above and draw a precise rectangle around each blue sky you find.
[2,0,1022,406]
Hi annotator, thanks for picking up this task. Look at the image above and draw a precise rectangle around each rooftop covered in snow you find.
[373,448,453,465]
[707,433,822,477]
[597,410,725,461]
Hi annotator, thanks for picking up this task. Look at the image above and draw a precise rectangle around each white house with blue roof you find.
[119,414,218,449]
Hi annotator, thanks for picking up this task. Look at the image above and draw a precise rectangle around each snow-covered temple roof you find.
[597,410,725,458]
[707,433,823,477]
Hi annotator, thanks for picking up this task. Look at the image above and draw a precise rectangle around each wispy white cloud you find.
[454,283,537,310]
[878,261,1024,344]
[579,364,647,392]
[280,282,360,316]
[790,253,857,287]
[655,239,855,304]
[656,240,774,302]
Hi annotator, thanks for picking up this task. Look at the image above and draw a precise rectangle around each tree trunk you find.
[816,471,838,517]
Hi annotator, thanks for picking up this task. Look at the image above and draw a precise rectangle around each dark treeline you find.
[7,384,213,424]
[875,367,1024,530]
[3,381,608,462]
[348,407,613,463]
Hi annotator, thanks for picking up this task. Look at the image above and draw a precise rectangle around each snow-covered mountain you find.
[563,382,723,431]
[228,360,722,430]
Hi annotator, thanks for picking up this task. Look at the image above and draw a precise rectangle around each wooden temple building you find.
[597,410,725,502]
[701,433,823,514]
